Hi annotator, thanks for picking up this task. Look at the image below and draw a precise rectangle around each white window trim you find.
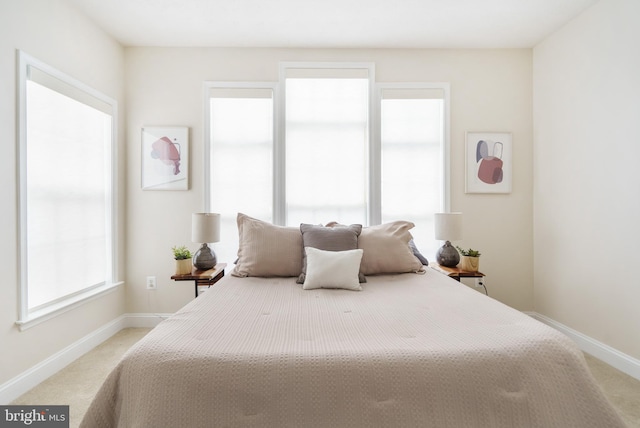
[202,65,451,227]
[277,62,376,226]
[375,82,452,214]
[16,50,121,331]
[203,81,278,213]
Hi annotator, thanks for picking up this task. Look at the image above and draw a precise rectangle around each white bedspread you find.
[81,270,626,427]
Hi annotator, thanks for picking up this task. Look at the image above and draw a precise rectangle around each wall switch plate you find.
[146,276,157,290]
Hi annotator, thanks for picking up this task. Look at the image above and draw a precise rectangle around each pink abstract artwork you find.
[142,127,188,190]
[151,136,181,175]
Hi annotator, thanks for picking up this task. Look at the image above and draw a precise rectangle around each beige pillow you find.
[358,221,424,275]
[232,213,303,277]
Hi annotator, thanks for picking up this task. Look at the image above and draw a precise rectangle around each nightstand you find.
[171,263,227,298]
[430,262,488,295]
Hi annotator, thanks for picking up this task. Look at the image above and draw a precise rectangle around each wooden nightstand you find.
[430,262,488,295]
[171,263,227,298]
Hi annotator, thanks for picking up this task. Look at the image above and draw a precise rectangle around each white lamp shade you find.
[192,213,220,243]
[434,212,462,241]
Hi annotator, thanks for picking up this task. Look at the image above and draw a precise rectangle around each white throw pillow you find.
[302,247,363,291]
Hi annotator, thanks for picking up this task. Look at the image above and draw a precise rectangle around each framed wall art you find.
[141,126,189,190]
[465,132,512,194]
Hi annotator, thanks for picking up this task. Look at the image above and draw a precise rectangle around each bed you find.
[81,214,626,427]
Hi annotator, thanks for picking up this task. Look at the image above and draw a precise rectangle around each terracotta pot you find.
[460,256,480,272]
[175,258,192,275]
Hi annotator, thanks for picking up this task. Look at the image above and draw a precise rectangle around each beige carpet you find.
[11,328,640,428]
[584,353,640,427]
[11,328,151,428]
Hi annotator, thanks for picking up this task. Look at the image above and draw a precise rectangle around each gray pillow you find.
[297,223,366,284]
[409,239,429,266]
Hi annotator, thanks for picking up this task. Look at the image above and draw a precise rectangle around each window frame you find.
[203,63,451,229]
[203,81,278,216]
[277,62,376,226]
[375,82,452,215]
[16,50,121,331]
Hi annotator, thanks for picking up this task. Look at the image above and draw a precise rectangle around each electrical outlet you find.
[475,277,484,287]
[146,276,157,290]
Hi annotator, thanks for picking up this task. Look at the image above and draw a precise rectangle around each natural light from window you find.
[285,76,369,226]
[380,92,444,259]
[209,87,274,264]
[18,52,118,328]
[25,80,112,310]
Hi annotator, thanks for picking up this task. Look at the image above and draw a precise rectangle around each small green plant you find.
[456,246,481,257]
[172,245,192,260]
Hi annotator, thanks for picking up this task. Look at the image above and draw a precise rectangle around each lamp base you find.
[436,241,460,267]
[193,243,217,270]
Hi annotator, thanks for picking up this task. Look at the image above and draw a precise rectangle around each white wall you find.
[124,47,533,313]
[533,0,640,359]
[0,0,126,387]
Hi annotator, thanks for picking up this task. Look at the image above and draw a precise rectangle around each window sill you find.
[16,281,124,331]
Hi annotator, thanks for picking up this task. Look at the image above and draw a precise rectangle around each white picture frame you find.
[465,132,512,194]
[141,126,189,190]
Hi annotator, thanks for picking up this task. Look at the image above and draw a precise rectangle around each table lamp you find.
[434,212,462,267]
[192,213,220,270]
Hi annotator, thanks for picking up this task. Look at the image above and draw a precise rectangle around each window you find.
[379,85,447,258]
[284,67,370,226]
[205,63,449,263]
[206,83,275,264]
[17,52,119,329]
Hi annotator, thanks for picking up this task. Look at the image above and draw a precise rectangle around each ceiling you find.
[66,0,599,49]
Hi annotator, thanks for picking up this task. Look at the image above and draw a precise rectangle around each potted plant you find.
[172,245,193,275]
[456,246,481,272]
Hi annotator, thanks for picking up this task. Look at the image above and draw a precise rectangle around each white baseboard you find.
[3,311,639,404]
[123,312,172,328]
[0,313,170,404]
[526,311,640,381]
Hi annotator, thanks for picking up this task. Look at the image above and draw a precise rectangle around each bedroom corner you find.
[0,0,127,401]
[532,0,640,367]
